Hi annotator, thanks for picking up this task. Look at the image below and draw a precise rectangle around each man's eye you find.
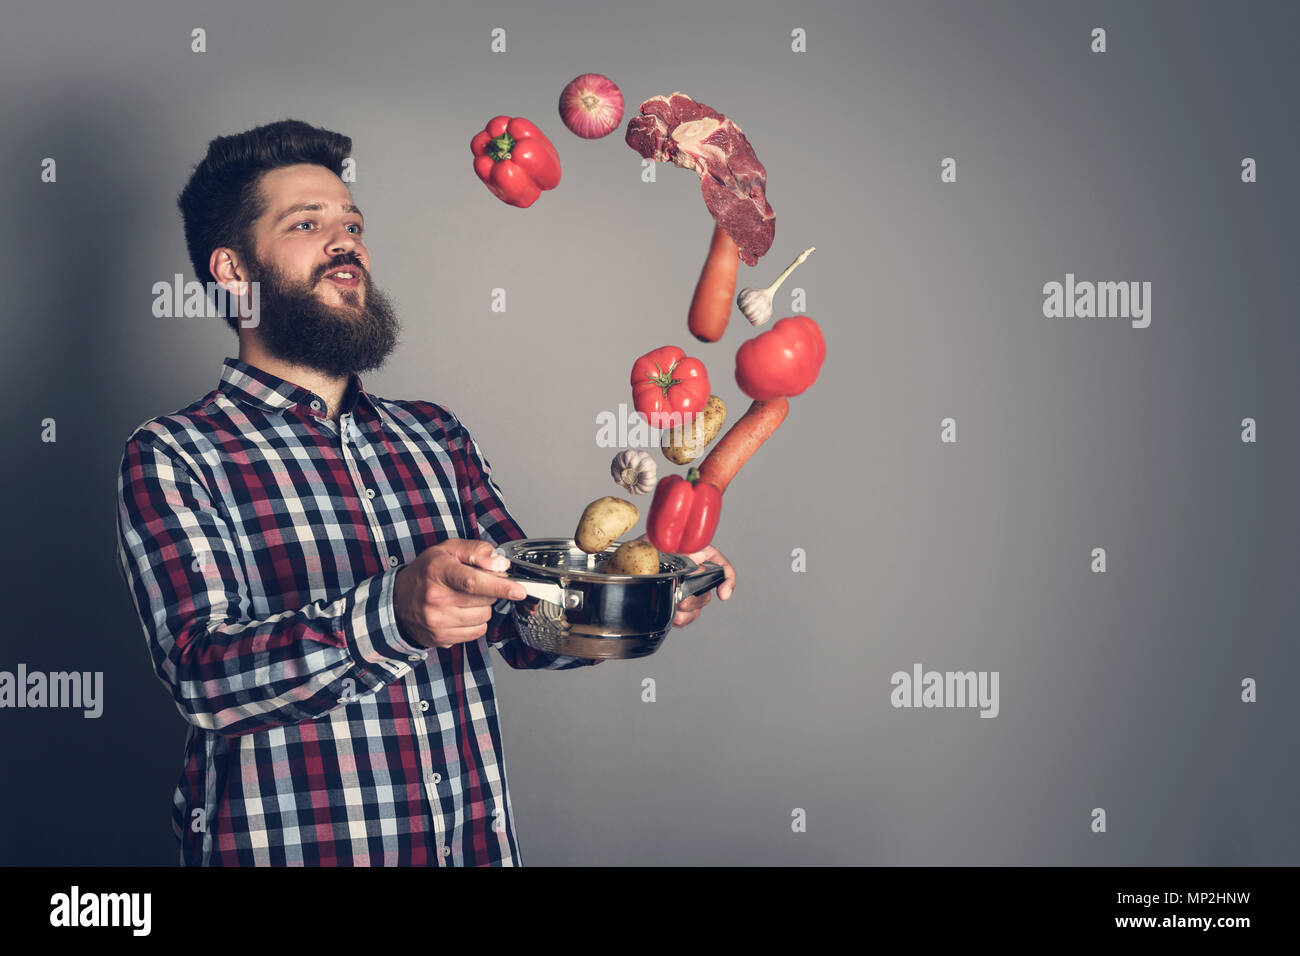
[292,221,362,234]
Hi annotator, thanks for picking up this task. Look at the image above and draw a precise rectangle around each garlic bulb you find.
[737,245,815,327]
[736,287,775,328]
[611,449,657,495]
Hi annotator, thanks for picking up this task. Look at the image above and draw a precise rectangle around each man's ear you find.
[209,248,248,296]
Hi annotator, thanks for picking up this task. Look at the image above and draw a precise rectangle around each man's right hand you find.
[393,539,526,650]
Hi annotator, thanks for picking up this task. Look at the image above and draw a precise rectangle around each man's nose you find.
[325,226,361,260]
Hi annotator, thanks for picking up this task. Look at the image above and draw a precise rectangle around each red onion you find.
[558,73,624,139]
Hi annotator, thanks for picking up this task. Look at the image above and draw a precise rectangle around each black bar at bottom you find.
[0,865,1284,940]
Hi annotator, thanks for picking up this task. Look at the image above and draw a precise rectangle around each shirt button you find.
[309,400,322,411]
[419,700,429,712]
[388,555,399,568]
[407,653,422,662]
[365,488,376,500]
[431,772,442,784]
[441,846,451,858]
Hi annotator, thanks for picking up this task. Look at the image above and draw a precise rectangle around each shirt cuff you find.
[344,566,429,668]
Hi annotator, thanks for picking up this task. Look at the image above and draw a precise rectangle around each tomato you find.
[734,315,826,401]
[630,346,711,429]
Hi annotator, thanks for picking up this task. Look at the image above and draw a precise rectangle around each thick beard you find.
[245,252,400,379]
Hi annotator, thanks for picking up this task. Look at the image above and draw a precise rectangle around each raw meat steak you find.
[625,92,775,265]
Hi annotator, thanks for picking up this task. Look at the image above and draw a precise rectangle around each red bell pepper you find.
[734,315,826,400]
[646,467,722,554]
[630,345,710,429]
[470,116,562,208]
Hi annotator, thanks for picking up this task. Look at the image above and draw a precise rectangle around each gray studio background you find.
[1,0,1296,865]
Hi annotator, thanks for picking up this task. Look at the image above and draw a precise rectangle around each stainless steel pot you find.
[491,537,727,659]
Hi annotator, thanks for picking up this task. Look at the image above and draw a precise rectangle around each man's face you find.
[239,163,399,378]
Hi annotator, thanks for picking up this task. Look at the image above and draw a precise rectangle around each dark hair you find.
[177,119,352,331]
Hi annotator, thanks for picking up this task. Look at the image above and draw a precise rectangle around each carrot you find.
[696,398,789,495]
[688,222,740,342]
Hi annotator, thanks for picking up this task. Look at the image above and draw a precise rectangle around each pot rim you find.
[496,536,704,583]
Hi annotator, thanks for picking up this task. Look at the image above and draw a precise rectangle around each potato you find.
[662,395,727,465]
[574,496,639,554]
[599,540,661,575]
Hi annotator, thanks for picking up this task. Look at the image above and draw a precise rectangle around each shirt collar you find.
[218,357,375,418]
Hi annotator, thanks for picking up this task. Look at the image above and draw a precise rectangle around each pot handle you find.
[676,561,727,602]
[493,575,583,611]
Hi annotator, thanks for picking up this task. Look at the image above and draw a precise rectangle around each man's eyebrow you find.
[273,201,364,222]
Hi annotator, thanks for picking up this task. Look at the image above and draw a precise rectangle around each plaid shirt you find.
[115,357,600,866]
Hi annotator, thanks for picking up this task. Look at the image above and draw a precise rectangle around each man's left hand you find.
[672,544,736,628]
